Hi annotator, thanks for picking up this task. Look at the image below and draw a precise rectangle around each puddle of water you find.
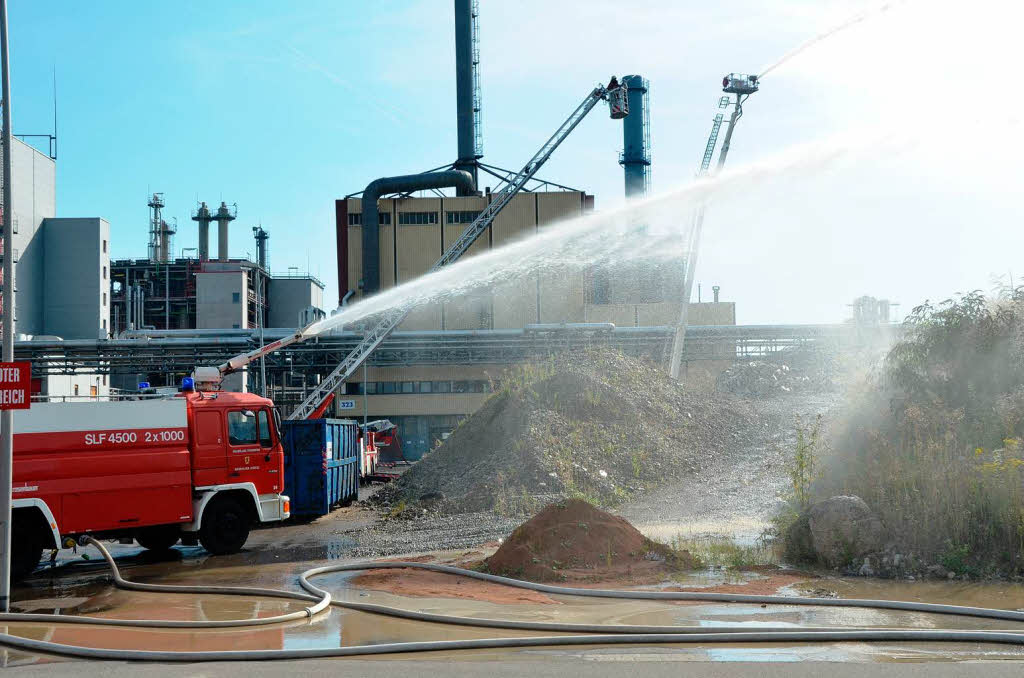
[639,518,771,545]
[8,549,1024,665]
[793,577,1024,612]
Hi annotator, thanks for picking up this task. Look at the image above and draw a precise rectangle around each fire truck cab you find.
[11,389,289,580]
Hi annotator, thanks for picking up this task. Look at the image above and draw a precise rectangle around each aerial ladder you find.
[192,80,630,419]
[667,74,758,380]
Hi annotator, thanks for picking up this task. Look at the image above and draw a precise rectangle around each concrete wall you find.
[267,276,325,328]
[42,218,110,339]
[585,301,736,327]
[5,138,56,335]
[196,270,247,329]
[42,373,109,399]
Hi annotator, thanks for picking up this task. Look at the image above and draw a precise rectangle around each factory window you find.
[356,380,492,395]
[102,292,107,306]
[446,210,481,224]
[103,266,107,280]
[103,240,107,254]
[74,385,79,396]
[347,213,391,225]
[397,212,438,225]
[102,319,106,330]
[232,292,240,303]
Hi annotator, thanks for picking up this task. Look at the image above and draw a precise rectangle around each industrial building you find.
[1,137,111,398]
[111,195,323,335]
[108,195,325,389]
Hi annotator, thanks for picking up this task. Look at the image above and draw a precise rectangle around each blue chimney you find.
[620,75,650,198]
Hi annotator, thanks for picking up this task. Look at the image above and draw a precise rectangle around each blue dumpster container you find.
[281,418,360,519]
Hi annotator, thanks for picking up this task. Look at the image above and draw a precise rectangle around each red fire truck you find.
[11,388,291,580]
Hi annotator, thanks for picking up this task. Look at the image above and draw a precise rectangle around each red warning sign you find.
[0,361,31,409]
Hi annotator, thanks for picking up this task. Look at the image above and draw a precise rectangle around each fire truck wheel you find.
[11,521,43,582]
[136,525,181,552]
[198,496,251,555]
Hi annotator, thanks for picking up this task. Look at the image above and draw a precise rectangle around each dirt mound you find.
[486,499,692,582]
[374,351,760,514]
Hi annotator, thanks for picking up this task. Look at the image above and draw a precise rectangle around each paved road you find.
[8,658,1024,677]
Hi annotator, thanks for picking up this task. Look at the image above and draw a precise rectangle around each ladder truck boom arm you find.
[191,324,316,387]
[284,83,623,420]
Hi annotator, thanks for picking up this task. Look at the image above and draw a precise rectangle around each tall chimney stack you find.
[192,201,213,261]
[214,202,236,262]
[453,0,481,195]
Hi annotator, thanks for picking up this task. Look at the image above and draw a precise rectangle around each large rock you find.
[808,495,885,566]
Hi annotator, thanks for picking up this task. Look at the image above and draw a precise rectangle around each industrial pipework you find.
[619,75,650,198]
[146,193,166,262]
[358,170,475,295]
[453,0,482,194]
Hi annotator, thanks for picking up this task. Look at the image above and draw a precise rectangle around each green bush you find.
[791,290,1024,575]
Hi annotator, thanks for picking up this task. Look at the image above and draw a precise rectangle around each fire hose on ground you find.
[0,536,1023,662]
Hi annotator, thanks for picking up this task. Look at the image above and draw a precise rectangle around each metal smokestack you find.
[620,75,650,199]
[253,225,268,270]
[214,201,236,262]
[192,202,213,261]
[453,0,481,195]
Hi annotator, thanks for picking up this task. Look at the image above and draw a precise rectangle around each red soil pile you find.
[486,499,693,582]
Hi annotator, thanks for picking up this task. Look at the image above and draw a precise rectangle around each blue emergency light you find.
[137,381,150,389]
[181,377,195,392]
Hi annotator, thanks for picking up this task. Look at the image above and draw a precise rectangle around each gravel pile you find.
[716,351,838,397]
[349,511,520,559]
[373,351,760,515]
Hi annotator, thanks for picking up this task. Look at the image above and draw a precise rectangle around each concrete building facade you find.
[3,138,56,335]
[42,217,111,339]
[1,140,111,399]
[196,267,249,330]
[268,276,324,328]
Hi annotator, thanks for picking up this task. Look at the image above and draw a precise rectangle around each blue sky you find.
[10,0,1023,324]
